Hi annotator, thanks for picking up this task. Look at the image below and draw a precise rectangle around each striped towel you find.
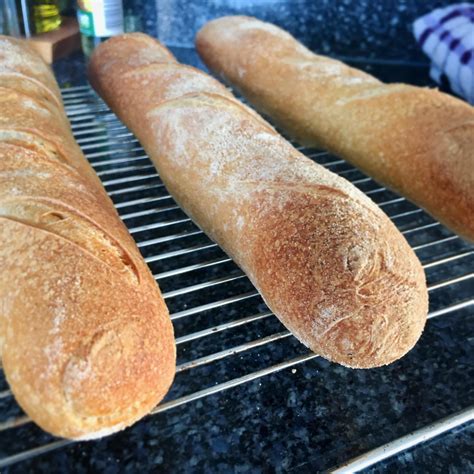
[413,3,474,104]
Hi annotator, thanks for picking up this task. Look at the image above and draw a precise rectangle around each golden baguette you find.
[0,35,175,439]
[89,33,428,369]
[196,16,474,243]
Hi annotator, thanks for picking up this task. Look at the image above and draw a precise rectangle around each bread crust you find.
[89,34,428,369]
[196,16,474,243]
[0,35,176,439]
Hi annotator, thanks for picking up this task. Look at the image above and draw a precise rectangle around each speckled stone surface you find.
[3,307,473,472]
[65,0,462,65]
[151,0,460,61]
[15,7,473,471]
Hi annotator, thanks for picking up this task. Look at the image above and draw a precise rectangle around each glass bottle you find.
[31,0,61,33]
[16,0,61,36]
[77,0,124,57]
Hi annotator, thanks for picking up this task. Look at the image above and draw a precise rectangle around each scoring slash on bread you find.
[196,16,474,243]
[0,36,176,439]
[89,33,428,370]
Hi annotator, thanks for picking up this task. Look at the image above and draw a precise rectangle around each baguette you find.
[0,36,175,439]
[196,16,474,242]
[89,33,428,369]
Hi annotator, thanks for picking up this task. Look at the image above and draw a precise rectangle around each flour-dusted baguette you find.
[89,33,428,369]
[0,36,175,439]
[196,16,474,243]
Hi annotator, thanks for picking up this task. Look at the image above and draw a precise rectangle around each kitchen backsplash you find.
[129,0,461,62]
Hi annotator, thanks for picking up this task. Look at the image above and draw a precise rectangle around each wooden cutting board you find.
[26,17,81,64]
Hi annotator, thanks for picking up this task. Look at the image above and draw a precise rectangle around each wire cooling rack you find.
[0,85,472,471]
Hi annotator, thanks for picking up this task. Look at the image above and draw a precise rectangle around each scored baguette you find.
[0,36,176,439]
[196,16,474,243]
[89,33,428,369]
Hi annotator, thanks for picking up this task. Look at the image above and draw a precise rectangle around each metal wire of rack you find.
[0,85,472,470]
